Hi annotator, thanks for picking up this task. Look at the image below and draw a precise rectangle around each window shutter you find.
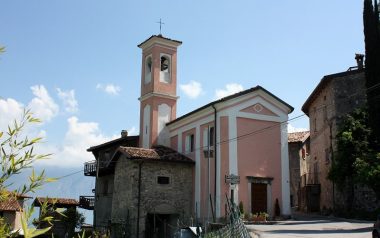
[203,129,208,148]
[185,135,190,153]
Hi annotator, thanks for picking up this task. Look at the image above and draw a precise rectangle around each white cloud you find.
[36,116,118,168]
[180,81,203,99]
[0,98,24,132]
[96,83,121,95]
[28,85,59,122]
[288,123,309,133]
[0,85,59,131]
[127,126,138,136]
[57,88,78,113]
[215,83,244,99]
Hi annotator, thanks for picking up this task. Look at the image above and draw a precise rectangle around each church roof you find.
[288,131,309,143]
[137,34,182,49]
[167,85,293,126]
[117,145,194,164]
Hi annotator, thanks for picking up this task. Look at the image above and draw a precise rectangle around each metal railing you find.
[84,160,97,176]
[79,196,95,210]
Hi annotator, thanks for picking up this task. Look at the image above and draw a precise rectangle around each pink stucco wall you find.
[139,96,177,147]
[170,135,178,150]
[141,45,177,97]
[236,117,282,215]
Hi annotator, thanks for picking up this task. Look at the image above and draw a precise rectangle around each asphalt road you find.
[246,217,374,238]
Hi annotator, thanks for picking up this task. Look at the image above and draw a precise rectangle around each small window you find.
[157,176,170,184]
[185,133,195,153]
[301,148,306,159]
[209,127,214,147]
[190,134,194,152]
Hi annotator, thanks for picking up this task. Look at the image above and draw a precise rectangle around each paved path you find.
[246,217,373,238]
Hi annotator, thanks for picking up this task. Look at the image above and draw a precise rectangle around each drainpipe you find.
[212,104,217,220]
[136,161,143,238]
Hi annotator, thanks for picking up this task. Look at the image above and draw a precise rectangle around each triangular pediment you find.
[239,103,279,117]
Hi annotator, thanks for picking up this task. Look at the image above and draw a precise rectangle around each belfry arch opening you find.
[145,56,152,84]
[160,55,171,83]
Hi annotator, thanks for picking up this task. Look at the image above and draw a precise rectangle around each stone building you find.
[288,131,309,210]
[301,55,367,212]
[85,135,139,230]
[110,146,194,237]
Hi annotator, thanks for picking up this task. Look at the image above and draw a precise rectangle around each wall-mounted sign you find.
[225,174,240,184]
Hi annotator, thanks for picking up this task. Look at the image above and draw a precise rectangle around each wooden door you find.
[251,183,267,213]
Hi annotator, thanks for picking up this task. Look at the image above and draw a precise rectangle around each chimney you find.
[355,54,364,69]
[121,130,128,138]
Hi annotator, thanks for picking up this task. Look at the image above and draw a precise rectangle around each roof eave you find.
[167,85,293,127]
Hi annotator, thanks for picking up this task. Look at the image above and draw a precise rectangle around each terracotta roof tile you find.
[288,131,310,143]
[33,197,79,207]
[0,197,22,211]
[118,145,194,164]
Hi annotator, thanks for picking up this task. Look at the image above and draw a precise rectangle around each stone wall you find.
[94,174,114,229]
[111,156,194,238]
[307,70,368,212]
[288,142,301,208]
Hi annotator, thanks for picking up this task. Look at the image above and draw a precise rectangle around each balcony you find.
[79,196,95,210]
[84,161,97,176]
[84,160,114,177]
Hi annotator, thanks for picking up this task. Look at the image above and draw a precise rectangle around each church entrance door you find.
[251,183,267,213]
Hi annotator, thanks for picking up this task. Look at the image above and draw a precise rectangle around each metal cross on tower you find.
[156,18,165,35]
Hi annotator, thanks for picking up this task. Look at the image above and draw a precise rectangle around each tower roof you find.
[137,35,182,49]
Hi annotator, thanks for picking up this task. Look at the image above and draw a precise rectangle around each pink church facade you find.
[137,35,293,219]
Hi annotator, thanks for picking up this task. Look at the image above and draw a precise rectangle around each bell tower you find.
[138,35,182,148]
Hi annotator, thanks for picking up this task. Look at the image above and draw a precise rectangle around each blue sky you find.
[0,1,365,223]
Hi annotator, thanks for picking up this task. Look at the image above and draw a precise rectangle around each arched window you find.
[145,56,152,84]
[160,55,171,83]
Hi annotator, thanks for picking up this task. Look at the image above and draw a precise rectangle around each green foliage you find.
[61,208,85,238]
[329,108,380,201]
[238,201,244,214]
[274,198,280,216]
[328,108,372,186]
[0,217,11,236]
[0,109,55,238]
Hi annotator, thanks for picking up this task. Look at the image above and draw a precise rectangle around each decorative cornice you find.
[138,92,179,102]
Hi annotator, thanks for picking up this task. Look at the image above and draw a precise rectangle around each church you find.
[83,34,293,237]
